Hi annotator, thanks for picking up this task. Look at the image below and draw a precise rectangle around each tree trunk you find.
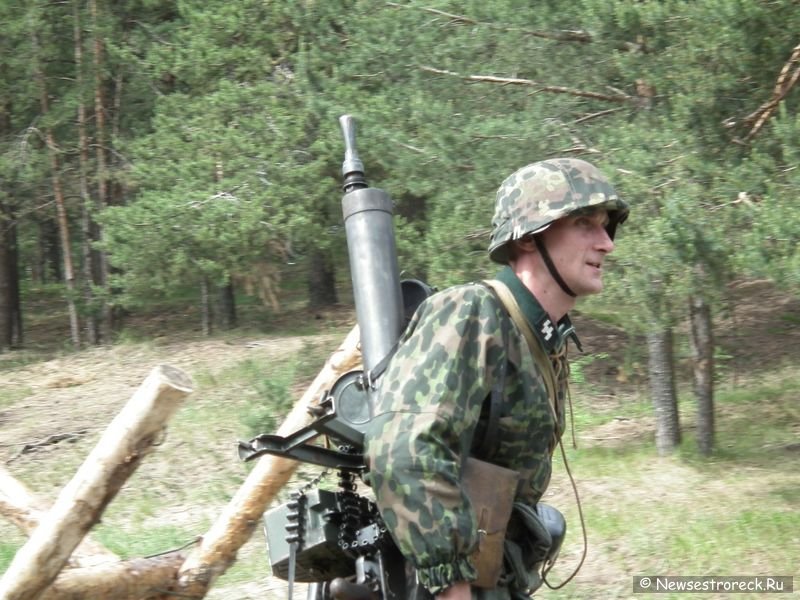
[48,139,81,348]
[91,0,113,341]
[307,248,338,310]
[209,162,237,331]
[0,103,20,350]
[0,365,193,600]
[689,294,715,456]
[34,214,62,285]
[0,213,20,349]
[8,213,22,346]
[216,278,237,330]
[74,0,100,346]
[200,277,212,336]
[647,325,681,455]
[0,212,12,352]
[32,25,81,348]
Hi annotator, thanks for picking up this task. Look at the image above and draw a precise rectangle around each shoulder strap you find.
[483,282,588,587]
[483,280,560,434]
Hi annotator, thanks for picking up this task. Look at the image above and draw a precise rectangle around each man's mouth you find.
[587,261,602,270]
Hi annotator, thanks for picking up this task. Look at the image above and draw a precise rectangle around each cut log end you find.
[155,364,194,393]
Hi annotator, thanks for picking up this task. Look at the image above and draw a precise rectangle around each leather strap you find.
[534,236,576,298]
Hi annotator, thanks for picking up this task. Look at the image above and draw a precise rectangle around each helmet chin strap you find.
[534,236,577,298]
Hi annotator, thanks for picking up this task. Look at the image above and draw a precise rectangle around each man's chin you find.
[576,281,604,297]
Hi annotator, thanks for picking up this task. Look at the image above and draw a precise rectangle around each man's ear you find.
[515,235,537,253]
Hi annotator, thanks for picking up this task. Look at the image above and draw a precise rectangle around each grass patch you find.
[0,352,51,373]
[569,393,654,432]
[190,357,294,440]
[190,339,338,439]
[685,370,800,468]
[715,374,800,406]
[779,311,800,325]
[0,385,33,408]
[93,523,196,559]
[112,327,158,346]
[209,536,274,589]
[0,546,17,573]
[559,439,656,476]
[544,366,800,599]
[0,541,22,573]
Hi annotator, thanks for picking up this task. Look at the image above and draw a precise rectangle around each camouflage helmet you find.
[488,158,629,264]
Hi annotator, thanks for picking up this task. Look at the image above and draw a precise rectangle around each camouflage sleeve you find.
[364,284,506,594]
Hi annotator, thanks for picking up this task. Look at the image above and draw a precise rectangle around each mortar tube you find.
[342,187,404,379]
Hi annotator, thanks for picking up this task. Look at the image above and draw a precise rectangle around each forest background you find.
[0,0,799,598]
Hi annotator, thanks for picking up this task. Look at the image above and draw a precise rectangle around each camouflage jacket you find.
[364,266,575,595]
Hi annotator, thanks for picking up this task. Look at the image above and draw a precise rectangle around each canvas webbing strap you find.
[483,279,588,589]
[483,279,560,435]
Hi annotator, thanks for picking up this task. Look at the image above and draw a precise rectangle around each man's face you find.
[539,209,615,296]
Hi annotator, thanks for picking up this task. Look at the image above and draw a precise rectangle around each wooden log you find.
[151,325,362,599]
[0,466,118,567]
[36,551,186,600]
[0,465,48,534]
[0,365,193,600]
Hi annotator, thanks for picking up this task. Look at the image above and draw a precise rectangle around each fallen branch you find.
[419,66,633,104]
[0,364,193,600]
[149,325,362,600]
[0,465,49,534]
[37,551,186,600]
[5,430,89,465]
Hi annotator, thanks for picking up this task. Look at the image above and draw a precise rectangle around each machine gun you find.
[237,116,570,600]
[238,115,433,600]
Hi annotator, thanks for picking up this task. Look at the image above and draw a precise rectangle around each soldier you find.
[364,158,629,600]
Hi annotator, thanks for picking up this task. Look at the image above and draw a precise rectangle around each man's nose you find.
[597,227,615,253]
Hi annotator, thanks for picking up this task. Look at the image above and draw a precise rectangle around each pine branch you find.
[419,66,633,104]
[573,107,627,124]
[386,2,592,42]
[724,42,800,142]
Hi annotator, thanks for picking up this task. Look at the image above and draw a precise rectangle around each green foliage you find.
[569,351,609,386]
[734,108,800,292]
[235,359,295,437]
[1,0,799,372]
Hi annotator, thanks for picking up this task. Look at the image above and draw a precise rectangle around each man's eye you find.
[576,216,609,229]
